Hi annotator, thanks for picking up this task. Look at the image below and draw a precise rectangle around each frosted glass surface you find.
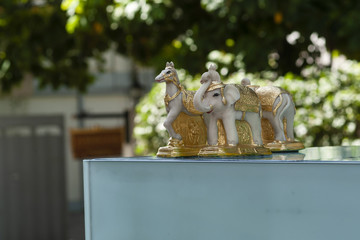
[84,147,360,240]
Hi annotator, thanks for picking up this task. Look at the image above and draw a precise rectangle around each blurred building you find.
[0,51,154,239]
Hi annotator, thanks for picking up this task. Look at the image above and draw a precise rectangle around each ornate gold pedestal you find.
[198,144,271,157]
[156,138,204,158]
[156,113,272,157]
[261,119,304,152]
[264,141,305,152]
[157,143,272,158]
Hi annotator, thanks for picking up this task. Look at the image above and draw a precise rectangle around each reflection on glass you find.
[301,146,360,161]
[271,152,305,161]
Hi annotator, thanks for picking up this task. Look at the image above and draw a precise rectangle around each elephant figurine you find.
[241,78,295,142]
[193,65,263,146]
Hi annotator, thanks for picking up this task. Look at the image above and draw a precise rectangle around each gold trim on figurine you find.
[181,90,203,115]
[261,118,304,152]
[207,82,225,91]
[155,63,304,158]
[255,86,289,116]
[164,90,181,106]
[156,113,272,157]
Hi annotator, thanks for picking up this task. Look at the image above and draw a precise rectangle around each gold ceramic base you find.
[198,144,271,157]
[157,140,272,158]
[156,145,204,157]
[156,138,203,158]
[264,140,305,152]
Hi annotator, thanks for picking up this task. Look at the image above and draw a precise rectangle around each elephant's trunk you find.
[194,81,212,113]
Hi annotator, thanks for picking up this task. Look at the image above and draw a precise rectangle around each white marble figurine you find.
[241,78,296,142]
[155,62,201,141]
[193,65,263,146]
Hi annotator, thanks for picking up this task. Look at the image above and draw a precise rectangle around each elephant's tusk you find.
[206,105,214,114]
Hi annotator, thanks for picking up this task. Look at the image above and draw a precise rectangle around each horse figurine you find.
[155,62,202,142]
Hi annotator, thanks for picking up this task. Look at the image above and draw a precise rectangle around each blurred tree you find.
[1,0,360,91]
[63,0,360,76]
[0,0,108,92]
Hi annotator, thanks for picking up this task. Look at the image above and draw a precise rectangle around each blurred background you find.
[1,0,360,239]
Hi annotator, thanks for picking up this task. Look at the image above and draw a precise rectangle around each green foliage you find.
[2,0,360,92]
[2,1,360,151]
[277,60,360,147]
[97,0,360,75]
[134,57,360,155]
[0,0,107,92]
[134,83,168,155]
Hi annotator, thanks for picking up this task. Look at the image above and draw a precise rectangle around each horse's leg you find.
[273,94,288,142]
[284,95,295,141]
[164,108,182,140]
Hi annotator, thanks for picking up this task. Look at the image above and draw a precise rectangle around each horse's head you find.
[155,61,179,84]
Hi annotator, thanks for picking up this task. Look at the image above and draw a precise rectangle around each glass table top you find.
[86,146,360,164]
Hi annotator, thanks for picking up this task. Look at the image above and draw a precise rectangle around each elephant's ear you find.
[224,85,240,105]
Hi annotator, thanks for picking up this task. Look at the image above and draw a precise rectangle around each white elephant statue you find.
[193,65,263,146]
[241,78,295,142]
